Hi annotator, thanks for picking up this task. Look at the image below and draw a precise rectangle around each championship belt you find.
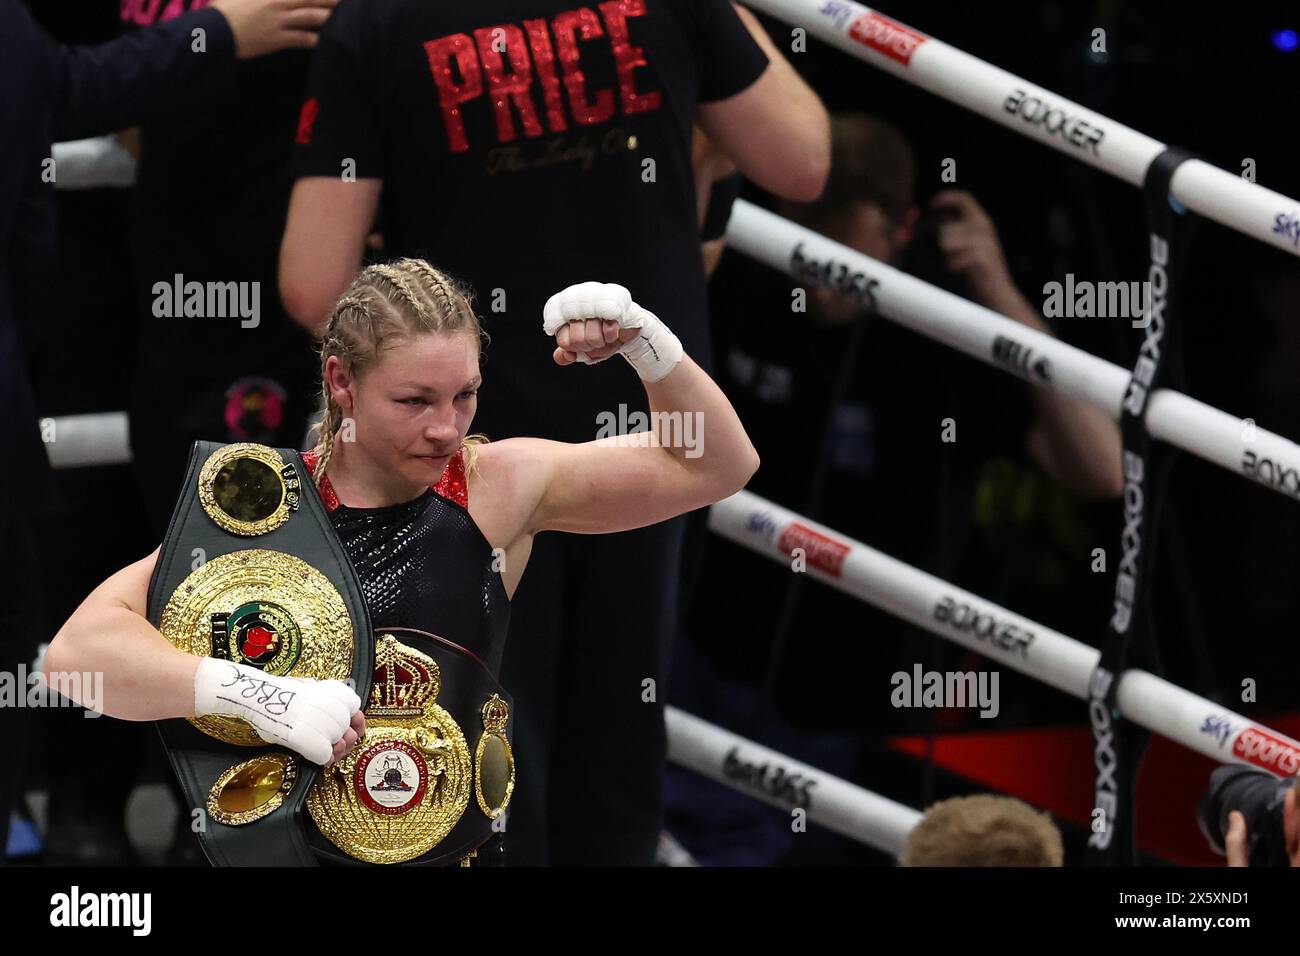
[147,441,373,866]
[304,627,515,866]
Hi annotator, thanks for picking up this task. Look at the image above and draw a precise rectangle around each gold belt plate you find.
[160,549,354,746]
[307,635,472,864]
[198,443,301,537]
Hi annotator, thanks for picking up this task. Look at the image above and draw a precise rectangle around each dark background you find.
[785,0,1300,712]
[17,0,1300,866]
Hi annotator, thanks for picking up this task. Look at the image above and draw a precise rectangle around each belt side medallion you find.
[475,694,515,819]
[207,752,299,826]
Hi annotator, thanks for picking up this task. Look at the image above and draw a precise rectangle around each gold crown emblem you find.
[367,635,441,717]
[481,693,509,733]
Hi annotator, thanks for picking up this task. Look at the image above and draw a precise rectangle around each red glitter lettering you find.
[552,8,615,126]
[598,0,661,114]
[473,25,544,143]
[423,34,485,154]
[523,18,568,133]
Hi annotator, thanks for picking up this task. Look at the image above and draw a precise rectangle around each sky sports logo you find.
[777,522,852,577]
[846,10,928,65]
[1233,726,1300,775]
[1272,211,1300,247]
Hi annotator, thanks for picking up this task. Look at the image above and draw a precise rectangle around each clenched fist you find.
[542,281,683,382]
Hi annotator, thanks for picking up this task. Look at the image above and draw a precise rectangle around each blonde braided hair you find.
[310,258,490,485]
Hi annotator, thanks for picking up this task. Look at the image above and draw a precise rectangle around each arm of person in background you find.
[278,0,383,335]
[693,127,740,278]
[281,176,382,336]
[696,2,829,202]
[50,0,337,141]
[931,189,1123,499]
[701,216,729,278]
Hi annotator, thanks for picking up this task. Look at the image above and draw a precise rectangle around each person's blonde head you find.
[901,794,1064,867]
[310,258,489,483]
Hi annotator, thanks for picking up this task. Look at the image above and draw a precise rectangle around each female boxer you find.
[44,258,758,805]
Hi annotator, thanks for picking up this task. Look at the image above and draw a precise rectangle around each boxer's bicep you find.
[529,433,699,535]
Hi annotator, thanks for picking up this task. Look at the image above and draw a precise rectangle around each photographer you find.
[1202,764,1300,867]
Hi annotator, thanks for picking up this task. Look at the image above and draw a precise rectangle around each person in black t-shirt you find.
[281,0,829,865]
[122,0,341,537]
[2,0,342,866]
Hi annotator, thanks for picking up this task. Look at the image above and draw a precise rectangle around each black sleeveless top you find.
[301,449,511,677]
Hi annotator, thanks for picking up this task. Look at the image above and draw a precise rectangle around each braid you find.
[309,367,341,486]
[400,258,488,348]
[367,264,432,326]
[403,259,456,314]
[314,411,338,487]
[310,293,361,484]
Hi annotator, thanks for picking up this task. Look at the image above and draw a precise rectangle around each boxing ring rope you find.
[41,412,131,469]
[743,0,1300,259]
[665,707,922,856]
[51,136,137,190]
[726,200,1300,505]
[710,489,1300,776]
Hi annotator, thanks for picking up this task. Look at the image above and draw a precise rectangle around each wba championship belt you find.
[305,628,515,866]
[147,441,373,866]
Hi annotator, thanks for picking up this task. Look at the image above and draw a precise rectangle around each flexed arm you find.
[489,283,761,537]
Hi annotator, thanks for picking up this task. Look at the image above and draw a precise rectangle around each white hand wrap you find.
[193,657,361,766]
[542,281,683,383]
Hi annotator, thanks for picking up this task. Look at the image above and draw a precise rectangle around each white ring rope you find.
[666,707,922,857]
[51,137,137,191]
[40,412,130,469]
[744,0,1300,258]
[726,200,1300,505]
[711,489,1300,778]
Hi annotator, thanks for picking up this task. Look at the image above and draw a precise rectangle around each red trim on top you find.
[300,449,339,511]
[433,446,469,509]
[301,447,467,512]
